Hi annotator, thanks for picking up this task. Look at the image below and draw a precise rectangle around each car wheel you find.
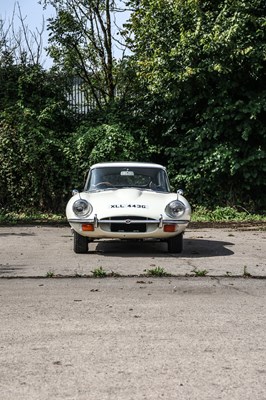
[168,233,183,253]
[74,231,88,253]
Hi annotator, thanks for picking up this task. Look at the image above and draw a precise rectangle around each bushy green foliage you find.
[67,121,159,190]
[126,0,266,210]
[0,65,74,212]
[0,110,71,211]
[192,206,266,222]
[0,0,265,214]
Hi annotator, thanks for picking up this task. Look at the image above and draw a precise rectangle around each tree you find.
[126,0,266,209]
[43,0,130,109]
[0,4,77,212]
[0,3,45,67]
[0,62,76,212]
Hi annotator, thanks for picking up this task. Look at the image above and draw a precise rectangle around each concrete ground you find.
[0,224,265,278]
[0,224,265,399]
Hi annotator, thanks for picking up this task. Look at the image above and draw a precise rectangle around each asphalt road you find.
[0,224,265,399]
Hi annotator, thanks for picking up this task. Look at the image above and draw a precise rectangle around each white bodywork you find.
[66,162,191,251]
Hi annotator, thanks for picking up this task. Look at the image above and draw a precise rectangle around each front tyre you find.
[168,233,183,253]
[74,231,89,254]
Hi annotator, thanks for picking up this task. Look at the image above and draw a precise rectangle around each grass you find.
[0,211,66,225]
[91,267,107,278]
[0,206,265,225]
[146,267,169,277]
[191,268,208,277]
[191,206,266,223]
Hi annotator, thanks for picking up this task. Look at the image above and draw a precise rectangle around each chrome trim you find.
[68,219,95,223]
[72,189,79,196]
[94,214,98,228]
[100,219,160,224]
[159,214,163,228]
[163,220,189,225]
[68,217,190,225]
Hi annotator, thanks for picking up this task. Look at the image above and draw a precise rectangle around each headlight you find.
[72,199,92,217]
[165,200,186,218]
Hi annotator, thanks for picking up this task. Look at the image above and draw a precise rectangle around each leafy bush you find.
[192,206,266,222]
[1,0,265,214]
[0,64,76,212]
[126,0,266,212]
[0,113,72,212]
[67,121,159,190]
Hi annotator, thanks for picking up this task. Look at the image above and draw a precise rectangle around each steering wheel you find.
[95,182,115,189]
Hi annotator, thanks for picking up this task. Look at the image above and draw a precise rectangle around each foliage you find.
[192,206,266,222]
[0,65,74,212]
[147,267,168,276]
[69,121,158,187]
[191,268,208,277]
[43,0,130,108]
[1,206,265,224]
[0,116,69,212]
[0,4,44,66]
[126,0,266,210]
[0,211,65,224]
[1,0,266,213]
[91,266,107,278]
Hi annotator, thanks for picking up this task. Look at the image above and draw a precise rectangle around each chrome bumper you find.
[68,214,190,227]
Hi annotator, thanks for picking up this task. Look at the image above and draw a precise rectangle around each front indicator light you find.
[164,224,178,232]
[82,224,94,231]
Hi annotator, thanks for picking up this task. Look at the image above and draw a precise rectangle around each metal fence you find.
[67,76,103,114]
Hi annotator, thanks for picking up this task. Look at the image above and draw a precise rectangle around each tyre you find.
[168,233,183,253]
[74,231,88,253]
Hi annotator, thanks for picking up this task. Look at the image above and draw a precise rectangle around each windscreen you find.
[85,166,170,192]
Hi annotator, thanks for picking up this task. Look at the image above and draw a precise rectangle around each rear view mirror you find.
[120,170,134,176]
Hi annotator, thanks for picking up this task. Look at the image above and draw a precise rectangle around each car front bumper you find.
[68,214,190,239]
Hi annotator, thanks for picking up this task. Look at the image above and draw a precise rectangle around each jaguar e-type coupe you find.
[66,162,191,253]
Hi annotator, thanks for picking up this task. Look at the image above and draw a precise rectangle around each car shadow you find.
[93,238,234,258]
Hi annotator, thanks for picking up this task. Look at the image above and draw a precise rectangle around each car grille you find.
[100,216,156,233]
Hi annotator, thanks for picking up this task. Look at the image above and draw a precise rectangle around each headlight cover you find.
[165,200,186,218]
[72,199,92,217]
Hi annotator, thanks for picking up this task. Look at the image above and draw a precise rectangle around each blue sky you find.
[0,0,54,67]
[0,0,54,29]
[0,1,130,67]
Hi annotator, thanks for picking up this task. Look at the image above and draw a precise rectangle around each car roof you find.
[90,162,166,170]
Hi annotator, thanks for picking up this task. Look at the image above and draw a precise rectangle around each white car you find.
[66,162,191,253]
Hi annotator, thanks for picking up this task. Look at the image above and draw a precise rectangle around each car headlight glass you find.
[72,199,92,217]
[165,200,186,218]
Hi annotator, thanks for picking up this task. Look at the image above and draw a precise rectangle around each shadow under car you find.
[90,238,234,258]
